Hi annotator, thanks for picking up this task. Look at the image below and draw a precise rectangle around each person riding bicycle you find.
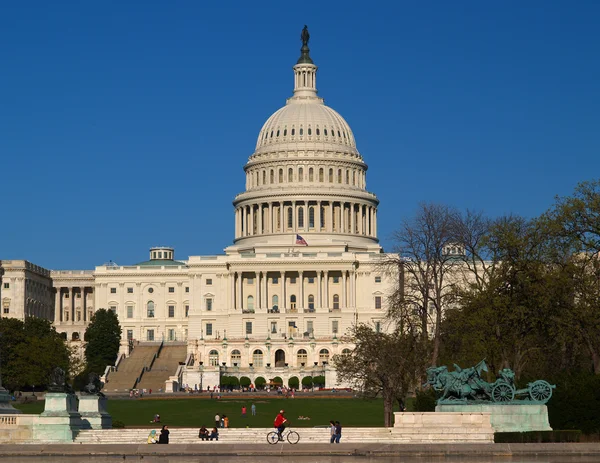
[273,409,288,440]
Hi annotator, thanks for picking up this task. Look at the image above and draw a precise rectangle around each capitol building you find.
[0,29,395,390]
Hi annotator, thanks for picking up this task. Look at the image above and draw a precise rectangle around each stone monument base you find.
[436,403,552,433]
[32,393,82,442]
[0,389,21,414]
[79,395,112,429]
[393,412,494,443]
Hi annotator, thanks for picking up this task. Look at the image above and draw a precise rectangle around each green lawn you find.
[15,397,396,428]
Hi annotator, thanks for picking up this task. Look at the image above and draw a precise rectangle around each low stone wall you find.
[0,414,35,443]
[436,404,552,432]
[393,412,494,443]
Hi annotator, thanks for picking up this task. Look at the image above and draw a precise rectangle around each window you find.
[308,277,315,284]
[262,170,266,184]
[127,306,134,318]
[290,295,297,310]
[308,294,315,310]
[319,349,330,364]
[346,170,349,184]
[253,349,263,367]
[168,305,175,317]
[328,168,333,183]
[64,311,69,321]
[271,321,278,334]
[3,283,8,289]
[298,167,303,181]
[127,330,134,341]
[337,169,342,183]
[272,295,279,312]
[375,321,381,333]
[110,288,117,294]
[148,287,154,293]
[332,320,339,334]
[168,287,174,293]
[206,279,212,285]
[247,296,254,312]
[375,296,382,309]
[299,128,303,136]
[290,277,297,284]
[185,305,189,317]
[321,206,326,228]
[270,170,274,184]
[127,287,133,294]
[65,293,69,299]
[306,320,314,334]
[319,168,324,182]
[298,207,304,228]
[333,276,339,284]
[167,329,175,341]
[309,207,314,228]
[185,287,189,293]
[147,301,155,318]
[206,298,213,311]
[3,307,8,314]
[206,323,213,336]
[209,349,218,366]
[297,349,307,366]
[375,276,382,283]
[288,168,293,182]
[309,168,314,181]
[147,329,155,341]
[247,277,254,284]
[109,305,117,314]
[279,169,283,183]
[333,294,340,310]
[231,349,241,366]
[245,321,253,335]
[287,207,293,229]
[272,277,278,284]
[308,128,312,135]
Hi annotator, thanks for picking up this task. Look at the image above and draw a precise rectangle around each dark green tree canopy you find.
[84,309,121,375]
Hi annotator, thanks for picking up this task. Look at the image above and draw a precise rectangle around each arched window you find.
[276,129,280,137]
[298,207,304,229]
[290,294,297,310]
[299,128,303,136]
[256,171,260,186]
[288,168,293,182]
[209,350,219,366]
[308,294,315,311]
[337,169,342,183]
[309,207,315,228]
[272,295,279,312]
[253,349,264,367]
[308,127,312,135]
[270,169,274,184]
[263,170,266,185]
[316,128,320,135]
[319,168,324,182]
[328,168,333,183]
[247,295,254,312]
[309,167,314,182]
[297,349,307,366]
[279,169,283,183]
[147,301,155,318]
[320,205,326,229]
[342,348,352,355]
[346,170,350,184]
[284,128,287,136]
[319,349,330,364]
[231,349,241,366]
[352,171,356,185]
[324,128,328,136]
[333,294,340,310]
[287,207,293,229]
[291,128,295,136]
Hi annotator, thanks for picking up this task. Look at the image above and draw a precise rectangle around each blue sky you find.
[1,1,599,269]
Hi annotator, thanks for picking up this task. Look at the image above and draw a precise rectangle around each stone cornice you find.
[233,189,379,206]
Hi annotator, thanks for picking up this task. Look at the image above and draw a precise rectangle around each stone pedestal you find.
[392,412,494,443]
[436,403,552,433]
[78,395,112,429]
[0,389,21,414]
[32,393,82,442]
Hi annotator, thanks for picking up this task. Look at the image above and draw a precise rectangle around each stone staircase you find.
[104,345,160,392]
[137,345,187,392]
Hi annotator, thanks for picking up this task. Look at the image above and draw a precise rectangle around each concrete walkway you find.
[0,443,599,457]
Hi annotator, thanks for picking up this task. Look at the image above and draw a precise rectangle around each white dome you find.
[255,100,357,153]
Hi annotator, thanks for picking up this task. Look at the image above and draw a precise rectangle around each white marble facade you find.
[0,37,395,388]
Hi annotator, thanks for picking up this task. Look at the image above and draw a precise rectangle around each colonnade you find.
[55,286,93,325]
[228,270,356,313]
[235,200,377,239]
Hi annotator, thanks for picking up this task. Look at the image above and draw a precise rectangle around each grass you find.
[14,396,396,428]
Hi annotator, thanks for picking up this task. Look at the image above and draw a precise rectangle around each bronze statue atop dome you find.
[297,25,313,65]
[301,25,310,47]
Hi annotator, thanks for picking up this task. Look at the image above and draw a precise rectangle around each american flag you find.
[296,234,308,246]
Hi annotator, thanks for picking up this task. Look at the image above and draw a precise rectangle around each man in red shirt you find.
[273,409,288,440]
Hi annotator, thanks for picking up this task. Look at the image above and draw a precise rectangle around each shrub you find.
[494,430,581,443]
[240,376,251,388]
[313,375,325,387]
[272,376,283,386]
[288,376,299,389]
[255,377,266,389]
[547,372,600,434]
[301,376,313,388]
[414,388,437,412]
[229,376,240,388]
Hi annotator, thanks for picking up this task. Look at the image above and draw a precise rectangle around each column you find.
[262,271,268,310]
[374,209,378,237]
[342,271,347,308]
[350,271,356,309]
[235,209,239,238]
[299,271,304,310]
[317,200,322,230]
[292,201,296,232]
[368,207,373,236]
[324,271,329,309]
[304,202,309,232]
[317,271,322,308]
[230,272,236,310]
[69,287,74,324]
[55,288,62,323]
[351,203,356,235]
[255,272,260,311]
[341,203,346,233]
[269,202,273,233]
[258,203,263,234]
[250,205,255,236]
[82,287,87,322]
[237,272,243,310]
[281,271,286,310]
[280,202,285,232]
[329,202,334,232]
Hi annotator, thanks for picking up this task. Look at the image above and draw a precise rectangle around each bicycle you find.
[267,427,300,444]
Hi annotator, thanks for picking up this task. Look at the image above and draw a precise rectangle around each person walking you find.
[223,415,229,428]
[251,403,256,416]
[334,421,342,443]
[158,425,170,444]
[329,420,336,443]
[215,413,220,428]
[242,406,247,418]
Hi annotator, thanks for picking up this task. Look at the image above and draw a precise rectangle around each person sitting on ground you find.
[147,429,158,444]
[198,425,209,441]
[273,409,288,440]
[150,413,160,423]
[209,427,219,441]
[158,425,169,444]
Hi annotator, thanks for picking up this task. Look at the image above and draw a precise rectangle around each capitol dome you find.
[231,27,380,253]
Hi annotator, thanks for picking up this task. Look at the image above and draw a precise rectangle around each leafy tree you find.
[288,376,299,389]
[239,376,251,388]
[301,376,313,389]
[313,375,325,388]
[84,309,121,375]
[272,376,283,386]
[254,376,266,389]
[333,324,429,427]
